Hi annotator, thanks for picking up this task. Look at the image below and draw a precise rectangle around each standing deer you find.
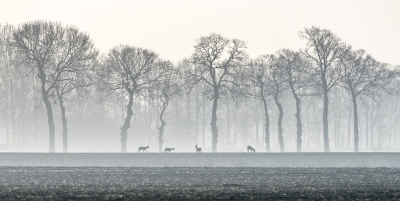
[137,145,149,152]
[195,145,202,153]
[164,147,175,153]
[247,145,255,152]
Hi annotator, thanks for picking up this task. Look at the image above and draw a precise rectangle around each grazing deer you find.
[137,145,149,152]
[164,147,175,153]
[247,145,255,152]
[195,145,202,153]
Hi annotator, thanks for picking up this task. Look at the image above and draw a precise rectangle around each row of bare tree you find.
[0,21,398,153]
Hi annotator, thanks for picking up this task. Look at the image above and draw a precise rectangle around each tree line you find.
[0,21,398,153]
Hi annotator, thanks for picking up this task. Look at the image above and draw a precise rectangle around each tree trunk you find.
[201,97,206,148]
[158,121,165,152]
[158,102,167,153]
[58,93,68,153]
[40,74,56,153]
[347,95,351,148]
[365,102,369,149]
[211,88,219,152]
[378,115,381,149]
[370,114,374,149]
[307,103,310,149]
[291,88,302,152]
[147,91,152,145]
[338,99,341,148]
[43,95,55,152]
[322,87,330,152]
[120,91,134,153]
[244,103,248,147]
[11,88,16,144]
[334,100,338,149]
[370,101,374,148]
[351,92,359,152]
[195,89,199,145]
[175,96,179,145]
[274,95,284,152]
[394,117,397,148]
[255,100,260,147]
[187,92,191,139]
[261,93,270,152]
[226,101,230,148]
[3,86,10,144]
[202,96,206,149]
[234,102,238,148]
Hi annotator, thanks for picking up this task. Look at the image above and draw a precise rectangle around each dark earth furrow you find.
[0,167,399,200]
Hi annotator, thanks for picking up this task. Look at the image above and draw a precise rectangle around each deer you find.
[137,145,149,153]
[195,144,202,153]
[247,145,255,152]
[164,147,175,153]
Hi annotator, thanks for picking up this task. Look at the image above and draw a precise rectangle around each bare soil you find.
[1,167,400,200]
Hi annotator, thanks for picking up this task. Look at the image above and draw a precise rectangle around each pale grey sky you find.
[0,0,399,64]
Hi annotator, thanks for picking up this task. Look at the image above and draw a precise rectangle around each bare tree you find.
[99,45,170,152]
[54,70,96,153]
[155,62,179,152]
[300,26,349,152]
[52,27,97,153]
[0,24,22,144]
[12,21,97,152]
[247,56,271,151]
[268,54,287,152]
[276,49,308,152]
[339,49,395,152]
[190,33,247,152]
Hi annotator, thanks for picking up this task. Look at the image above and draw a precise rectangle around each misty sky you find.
[0,0,399,65]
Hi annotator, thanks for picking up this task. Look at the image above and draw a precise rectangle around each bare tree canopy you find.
[100,45,172,152]
[300,26,350,152]
[340,49,396,152]
[246,55,272,152]
[1,20,400,155]
[12,21,98,152]
[190,33,247,152]
[275,49,309,152]
[155,63,180,152]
